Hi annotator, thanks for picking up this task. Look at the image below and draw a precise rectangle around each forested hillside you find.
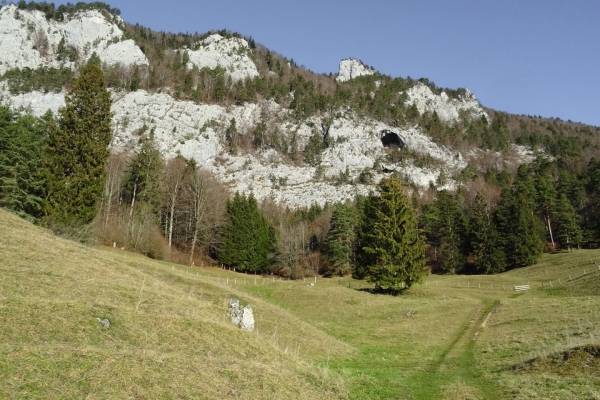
[1,1,600,281]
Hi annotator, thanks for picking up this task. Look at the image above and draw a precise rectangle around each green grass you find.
[1,208,599,399]
[0,209,349,399]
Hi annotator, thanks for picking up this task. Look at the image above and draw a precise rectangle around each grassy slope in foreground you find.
[0,209,351,399]
[2,207,600,399]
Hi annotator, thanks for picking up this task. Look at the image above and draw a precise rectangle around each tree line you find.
[3,58,600,286]
[4,1,600,292]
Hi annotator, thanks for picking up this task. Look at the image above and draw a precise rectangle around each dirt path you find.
[410,299,503,399]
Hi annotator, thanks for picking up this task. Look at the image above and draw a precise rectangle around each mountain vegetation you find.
[2,3,600,399]
[1,1,600,281]
[43,62,113,227]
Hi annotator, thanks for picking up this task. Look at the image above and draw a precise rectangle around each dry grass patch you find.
[512,345,600,376]
[0,209,348,399]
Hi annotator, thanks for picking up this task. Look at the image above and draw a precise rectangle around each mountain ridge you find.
[1,3,595,208]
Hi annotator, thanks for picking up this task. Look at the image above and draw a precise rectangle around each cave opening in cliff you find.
[380,130,404,149]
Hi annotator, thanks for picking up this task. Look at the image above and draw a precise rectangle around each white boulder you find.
[228,298,254,331]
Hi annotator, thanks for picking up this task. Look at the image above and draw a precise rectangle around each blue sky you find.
[76,1,600,126]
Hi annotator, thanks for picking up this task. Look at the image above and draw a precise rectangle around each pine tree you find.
[0,107,49,220]
[496,188,544,268]
[469,193,505,274]
[586,158,600,239]
[123,135,164,214]
[554,193,583,251]
[356,177,426,291]
[304,130,324,167]
[219,192,274,273]
[435,190,466,273]
[130,66,141,91]
[535,170,557,248]
[420,202,442,264]
[225,118,238,154]
[43,62,112,225]
[325,203,357,276]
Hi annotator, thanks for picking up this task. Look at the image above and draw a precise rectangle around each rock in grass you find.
[228,298,254,332]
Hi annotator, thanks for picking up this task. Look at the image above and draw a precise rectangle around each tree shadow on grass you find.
[356,286,407,296]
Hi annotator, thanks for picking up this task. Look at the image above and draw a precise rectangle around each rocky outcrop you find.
[404,82,488,123]
[0,85,472,207]
[228,298,254,331]
[98,40,147,67]
[336,58,375,82]
[0,5,527,209]
[0,88,65,115]
[184,34,258,82]
[0,4,147,75]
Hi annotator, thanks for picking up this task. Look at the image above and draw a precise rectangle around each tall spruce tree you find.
[554,193,583,251]
[434,190,467,273]
[586,158,600,239]
[469,193,506,274]
[325,203,357,276]
[0,107,49,220]
[356,177,426,291]
[123,135,164,214]
[496,188,544,268]
[43,62,112,225]
[535,169,557,248]
[420,202,442,264]
[219,192,274,273]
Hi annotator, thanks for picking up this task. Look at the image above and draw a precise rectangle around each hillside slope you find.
[0,3,536,208]
[0,209,351,399]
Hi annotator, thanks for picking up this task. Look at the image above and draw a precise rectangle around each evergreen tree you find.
[535,169,557,248]
[513,164,537,201]
[0,107,49,220]
[469,193,505,274]
[496,188,544,268]
[123,135,164,213]
[304,130,324,167]
[225,118,238,154]
[435,190,467,273]
[586,158,600,239]
[325,203,357,276]
[43,62,112,225]
[130,66,141,91]
[219,192,274,273]
[420,202,442,264]
[356,177,426,291]
[554,193,583,251]
[253,120,267,149]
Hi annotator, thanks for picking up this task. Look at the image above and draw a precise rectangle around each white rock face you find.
[0,6,531,210]
[336,58,375,82]
[1,86,469,207]
[108,91,467,206]
[99,40,148,67]
[0,86,65,115]
[0,4,147,75]
[185,34,258,82]
[405,82,488,123]
[110,90,238,164]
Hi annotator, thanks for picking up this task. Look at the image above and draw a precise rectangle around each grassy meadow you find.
[1,208,599,399]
